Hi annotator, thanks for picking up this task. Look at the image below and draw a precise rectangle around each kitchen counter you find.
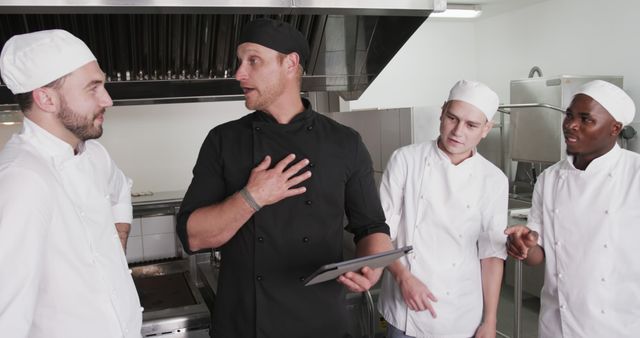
[132,190,186,206]
[508,197,531,226]
[132,190,186,218]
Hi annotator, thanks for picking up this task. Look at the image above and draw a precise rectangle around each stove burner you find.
[134,273,196,312]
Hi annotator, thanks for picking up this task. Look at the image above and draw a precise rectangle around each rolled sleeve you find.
[478,176,508,260]
[379,148,407,241]
[177,129,227,253]
[111,202,133,224]
[109,170,133,224]
[526,172,545,248]
[344,134,390,243]
[94,141,133,224]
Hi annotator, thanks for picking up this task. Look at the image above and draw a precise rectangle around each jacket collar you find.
[431,138,479,168]
[21,117,81,162]
[254,98,314,124]
[565,143,622,173]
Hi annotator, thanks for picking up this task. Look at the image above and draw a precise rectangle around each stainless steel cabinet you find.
[510,75,623,163]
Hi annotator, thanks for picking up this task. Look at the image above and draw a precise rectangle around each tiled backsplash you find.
[126,215,177,263]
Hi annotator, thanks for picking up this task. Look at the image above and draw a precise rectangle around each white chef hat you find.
[573,80,636,126]
[447,80,500,121]
[0,29,96,94]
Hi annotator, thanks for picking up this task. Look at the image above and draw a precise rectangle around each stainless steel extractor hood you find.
[0,0,445,107]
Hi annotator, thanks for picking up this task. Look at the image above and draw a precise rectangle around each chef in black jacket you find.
[176,18,393,338]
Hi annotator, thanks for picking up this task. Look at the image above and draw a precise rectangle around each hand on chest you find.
[250,122,350,191]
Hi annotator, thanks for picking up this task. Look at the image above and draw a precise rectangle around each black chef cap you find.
[238,18,310,69]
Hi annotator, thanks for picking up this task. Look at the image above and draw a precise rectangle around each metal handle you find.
[528,66,543,78]
[498,103,564,114]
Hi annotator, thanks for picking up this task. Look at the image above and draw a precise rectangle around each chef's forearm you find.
[386,260,412,284]
[480,257,503,324]
[355,232,393,257]
[115,222,130,251]
[186,191,255,251]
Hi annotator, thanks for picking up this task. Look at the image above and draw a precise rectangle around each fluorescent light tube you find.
[430,4,482,19]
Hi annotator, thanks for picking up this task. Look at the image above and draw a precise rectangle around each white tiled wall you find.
[125,215,177,263]
[130,218,142,237]
[127,237,144,262]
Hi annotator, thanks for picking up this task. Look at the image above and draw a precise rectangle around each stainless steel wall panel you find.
[510,75,623,163]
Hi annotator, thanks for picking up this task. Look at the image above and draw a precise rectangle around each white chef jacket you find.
[378,140,508,338]
[528,144,640,338]
[0,118,142,338]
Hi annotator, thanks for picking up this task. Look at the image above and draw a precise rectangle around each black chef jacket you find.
[176,99,390,338]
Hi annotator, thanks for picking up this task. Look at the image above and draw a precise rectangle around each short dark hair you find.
[14,76,66,112]
[276,53,303,89]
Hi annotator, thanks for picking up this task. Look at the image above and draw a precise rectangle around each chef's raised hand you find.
[246,154,311,207]
[337,266,383,293]
[504,225,538,260]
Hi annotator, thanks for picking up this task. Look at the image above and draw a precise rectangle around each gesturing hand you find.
[245,154,312,207]
[504,225,539,260]
[398,274,438,318]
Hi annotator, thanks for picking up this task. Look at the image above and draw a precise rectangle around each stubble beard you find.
[57,96,104,141]
[245,76,286,112]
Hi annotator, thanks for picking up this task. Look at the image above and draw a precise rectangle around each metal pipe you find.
[497,330,510,338]
[514,259,523,338]
[362,290,376,338]
[498,103,564,114]
[499,109,506,177]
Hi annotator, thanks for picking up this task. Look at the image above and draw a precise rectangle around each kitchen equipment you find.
[131,192,214,338]
[510,75,623,164]
[131,259,212,338]
[0,0,445,107]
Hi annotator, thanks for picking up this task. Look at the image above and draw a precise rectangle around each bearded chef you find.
[506,79,640,337]
[378,80,508,338]
[0,30,140,337]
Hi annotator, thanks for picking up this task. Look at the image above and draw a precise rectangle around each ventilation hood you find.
[0,0,445,107]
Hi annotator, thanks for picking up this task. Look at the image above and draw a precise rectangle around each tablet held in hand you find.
[303,246,413,286]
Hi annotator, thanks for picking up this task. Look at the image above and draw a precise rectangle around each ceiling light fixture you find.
[429,4,482,19]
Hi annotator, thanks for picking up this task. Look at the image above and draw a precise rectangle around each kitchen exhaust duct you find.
[0,0,445,107]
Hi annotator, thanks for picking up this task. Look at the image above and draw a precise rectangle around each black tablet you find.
[303,245,413,286]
